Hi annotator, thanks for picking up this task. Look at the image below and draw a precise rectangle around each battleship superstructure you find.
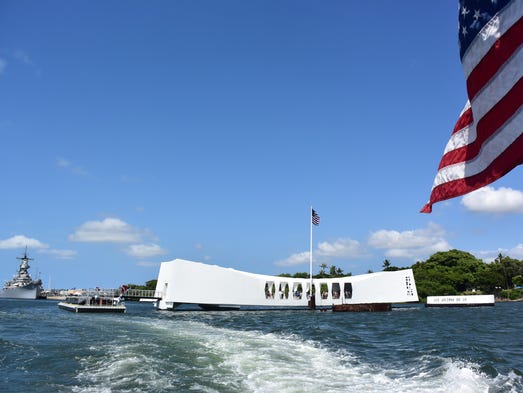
[0,249,43,299]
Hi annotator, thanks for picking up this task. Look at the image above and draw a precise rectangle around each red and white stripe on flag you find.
[421,0,523,213]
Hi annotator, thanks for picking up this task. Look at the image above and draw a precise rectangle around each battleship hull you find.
[0,284,42,300]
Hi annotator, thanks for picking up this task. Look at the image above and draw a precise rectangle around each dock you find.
[121,288,163,302]
[426,295,495,307]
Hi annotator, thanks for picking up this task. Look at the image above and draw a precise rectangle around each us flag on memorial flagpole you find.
[312,209,320,226]
[421,0,523,213]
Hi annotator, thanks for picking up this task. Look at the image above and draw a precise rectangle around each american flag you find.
[312,209,320,226]
[421,0,523,213]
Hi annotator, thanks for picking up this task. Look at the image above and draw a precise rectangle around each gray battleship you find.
[0,249,43,299]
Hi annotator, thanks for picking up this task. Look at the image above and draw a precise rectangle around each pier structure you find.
[121,288,163,301]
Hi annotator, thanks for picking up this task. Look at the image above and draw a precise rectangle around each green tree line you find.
[125,279,157,291]
[410,249,523,301]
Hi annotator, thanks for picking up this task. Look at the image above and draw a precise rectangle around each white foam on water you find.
[491,370,523,393]
[70,318,520,393]
[72,341,177,392]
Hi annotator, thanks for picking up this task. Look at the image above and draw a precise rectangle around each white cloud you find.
[14,50,41,76]
[40,249,77,260]
[275,251,309,267]
[461,186,523,213]
[276,224,451,268]
[14,50,34,66]
[0,58,6,75]
[275,238,367,267]
[508,244,523,259]
[0,235,49,250]
[69,218,142,243]
[125,243,167,258]
[0,235,77,260]
[476,244,523,263]
[56,157,88,176]
[316,238,367,259]
[368,222,450,261]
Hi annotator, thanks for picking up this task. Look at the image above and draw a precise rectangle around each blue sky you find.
[2,1,523,289]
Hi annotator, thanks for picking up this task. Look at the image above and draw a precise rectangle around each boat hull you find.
[0,285,42,300]
[58,302,126,313]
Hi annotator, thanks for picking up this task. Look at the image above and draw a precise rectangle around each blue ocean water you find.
[0,299,521,393]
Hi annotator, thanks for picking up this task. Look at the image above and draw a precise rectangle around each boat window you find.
[320,283,328,299]
[331,283,340,299]
[292,283,302,299]
[344,282,353,299]
[264,281,275,299]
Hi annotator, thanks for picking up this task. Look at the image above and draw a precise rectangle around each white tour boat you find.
[58,289,126,313]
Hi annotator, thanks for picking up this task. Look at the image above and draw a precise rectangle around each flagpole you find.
[309,207,319,310]
[309,206,313,299]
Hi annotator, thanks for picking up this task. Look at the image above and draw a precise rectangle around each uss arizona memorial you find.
[154,258,419,311]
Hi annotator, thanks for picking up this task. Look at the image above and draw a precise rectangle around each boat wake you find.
[70,317,522,393]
